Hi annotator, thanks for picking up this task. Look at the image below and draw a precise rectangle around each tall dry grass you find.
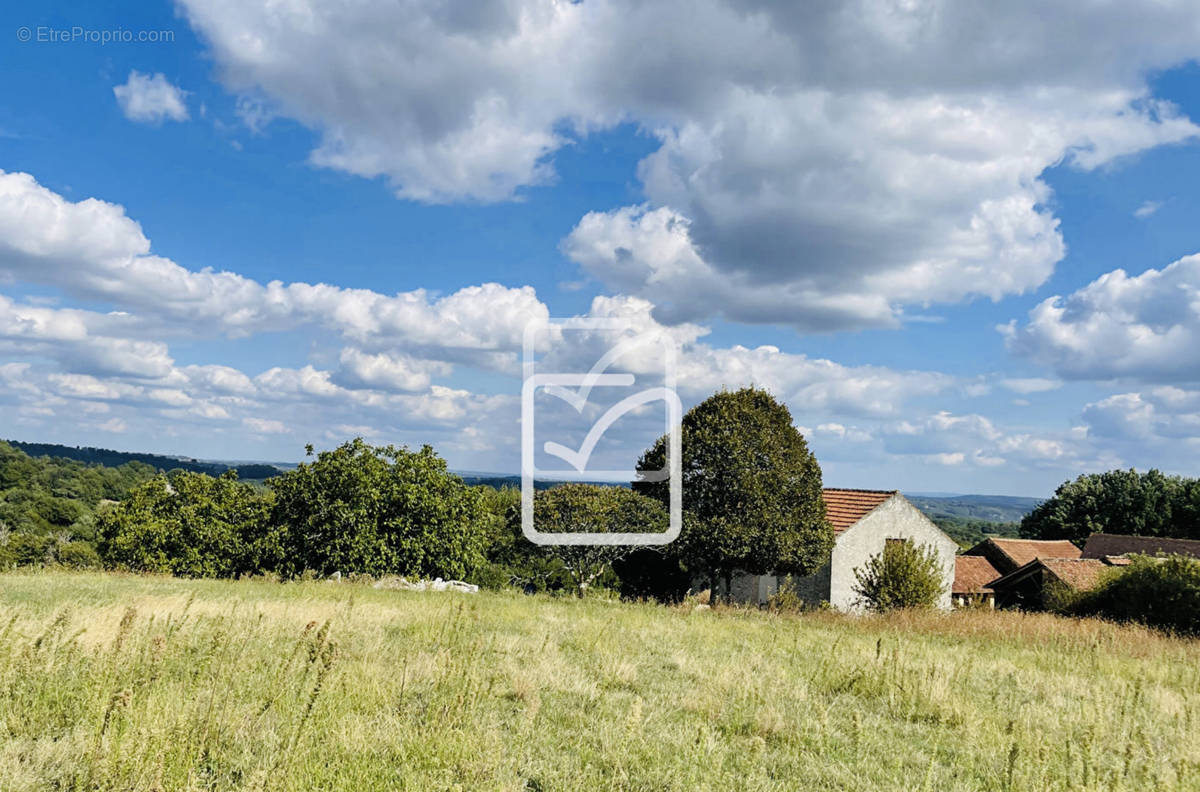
[1,570,1198,791]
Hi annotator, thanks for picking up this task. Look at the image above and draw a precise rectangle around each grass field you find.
[1,572,1198,791]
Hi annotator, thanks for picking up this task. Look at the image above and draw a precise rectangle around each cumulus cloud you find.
[0,170,548,356]
[0,162,1169,482]
[113,71,189,123]
[1083,387,1200,443]
[1004,253,1200,382]
[880,410,1100,470]
[178,0,1200,329]
[332,348,452,393]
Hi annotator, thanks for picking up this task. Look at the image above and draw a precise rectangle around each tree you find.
[97,470,271,577]
[634,387,833,603]
[533,484,667,598]
[268,439,486,580]
[1020,469,1193,545]
[852,540,944,613]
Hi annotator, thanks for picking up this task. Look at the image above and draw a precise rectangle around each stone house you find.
[731,488,959,612]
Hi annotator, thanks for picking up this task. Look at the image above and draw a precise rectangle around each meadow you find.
[1,571,1198,791]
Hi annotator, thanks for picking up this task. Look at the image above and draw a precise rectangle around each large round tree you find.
[1020,468,1193,544]
[633,387,833,602]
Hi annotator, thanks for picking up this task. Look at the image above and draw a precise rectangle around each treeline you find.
[0,442,158,568]
[96,440,496,582]
[87,438,603,593]
[931,516,1019,549]
[1021,469,1200,543]
[4,439,282,480]
[6,389,835,604]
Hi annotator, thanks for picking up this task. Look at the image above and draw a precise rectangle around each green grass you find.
[1,571,1199,791]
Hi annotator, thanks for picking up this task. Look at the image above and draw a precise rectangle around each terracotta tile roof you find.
[953,556,1000,594]
[1081,533,1200,561]
[1040,558,1109,591]
[969,538,1081,569]
[821,488,896,532]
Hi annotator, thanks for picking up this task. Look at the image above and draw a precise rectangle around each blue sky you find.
[3,1,1200,496]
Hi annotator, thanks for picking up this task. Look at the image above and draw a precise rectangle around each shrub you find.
[55,541,102,569]
[852,540,945,613]
[765,581,820,613]
[269,439,487,580]
[1070,554,1200,636]
[97,471,272,577]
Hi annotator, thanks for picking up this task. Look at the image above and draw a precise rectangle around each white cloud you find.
[243,417,288,434]
[0,170,548,357]
[2,159,1181,484]
[1082,387,1200,445]
[1000,377,1061,395]
[177,0,1200,330]
[333,348,452,393]
[0,171,961,433]
[97,418,128,433]
[877,409,1108,471]
[113,71,189,123]
[1005,253,1200,382]
[1134,200,1163,219]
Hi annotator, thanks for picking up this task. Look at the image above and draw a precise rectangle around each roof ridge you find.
[989,537,1076,544]
[822,487,899,494]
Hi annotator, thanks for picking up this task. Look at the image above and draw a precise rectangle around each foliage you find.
[934,516,1019,550]
[268,439,487,580]
[611,548,691,602]
[765,580,823,613]
[853,540,945,613]
[1069,554,1200,636]
[468,485,565,591]
[635,387,833,601]
[1,571,1199,791]
[96,471,273,577]
[532,484,667,597]
[0,441,156,569]
[1021,468,1200,544]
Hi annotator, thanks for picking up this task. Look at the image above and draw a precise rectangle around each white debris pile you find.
[373,576,479,594]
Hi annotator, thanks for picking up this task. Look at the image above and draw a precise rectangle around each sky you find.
[2,1,1200,497]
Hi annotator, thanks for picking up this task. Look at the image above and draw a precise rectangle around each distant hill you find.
[456,472,627,491]
[905,494,1040,549]
[905,494,1040,524]
[3,440,285,481]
